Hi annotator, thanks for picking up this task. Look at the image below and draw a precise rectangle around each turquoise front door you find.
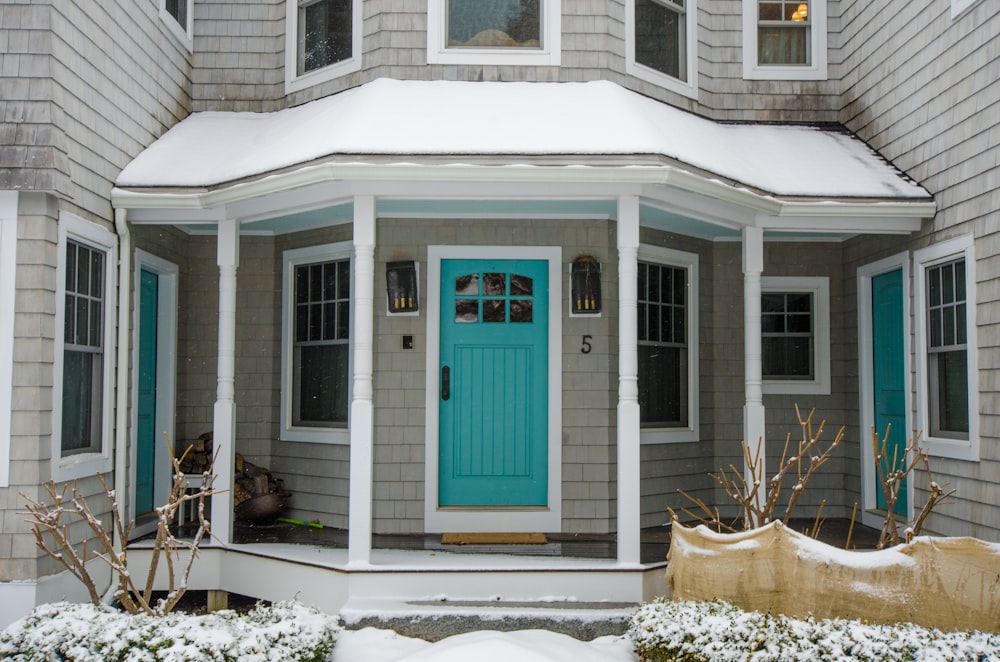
[872,268,907,514]
[438,259,548,506]
[136,268,158,515]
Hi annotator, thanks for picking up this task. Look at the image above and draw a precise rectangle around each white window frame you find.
[914,235,979,461]
[285,0,363,95]
[638,245,699,444]
[52,213,117,482]
[280,241,353,444]
[742,0,827,80]
[426,0,562,66]
[761,276,830,395]
[626,0,699,100]
[159,0,194,52]
[0,192,17,488]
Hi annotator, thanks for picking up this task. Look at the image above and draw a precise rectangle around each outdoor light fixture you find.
[571,254,602,314]
[386,260,419,314]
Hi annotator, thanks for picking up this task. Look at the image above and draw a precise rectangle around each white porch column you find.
[212,219,239,544]
[742,226,766,519]
[348,195,376,566]
[616,195,641,565]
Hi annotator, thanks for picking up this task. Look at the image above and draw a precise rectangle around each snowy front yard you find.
[4,598,1000,661]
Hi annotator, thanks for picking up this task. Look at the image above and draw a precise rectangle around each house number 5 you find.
[581,335,592,354]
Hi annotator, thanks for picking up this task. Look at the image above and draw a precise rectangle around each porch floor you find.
[230,517,882,565]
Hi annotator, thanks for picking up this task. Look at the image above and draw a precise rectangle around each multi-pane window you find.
[297,0,353,75]
[761,291,814,379]
[926,258,969,438]
[292,258,351,427]
[757,0,810,65]
[446,0,541,49]
[638,261,688,428]
[634,0,687,81]
[62,240,105,454]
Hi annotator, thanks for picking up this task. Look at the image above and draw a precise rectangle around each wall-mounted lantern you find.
[386,260,419,314]
[571,254,601,315]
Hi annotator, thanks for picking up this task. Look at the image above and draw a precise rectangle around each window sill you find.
[921,436,979,462]
[743,63,828,81]
[626,61,698,100]
[280,428,350,445]
[763,379,831,396]
[641,427,699,444]
[285,57,362,95]
[52,452,113,483]
[426,48,561,67]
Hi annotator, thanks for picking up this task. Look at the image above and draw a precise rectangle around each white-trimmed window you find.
[285,0,362,94]
[52,213,117,482]
[742,0,827,80]
[915,236,978,460]
[280,242,352,444]
[626,0,698,99]
[427,0,561,66]
[160,0,193,50]
[638,245,699,443]
[761,276,830,395]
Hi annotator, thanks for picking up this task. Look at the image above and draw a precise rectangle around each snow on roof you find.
[117,78,928,199]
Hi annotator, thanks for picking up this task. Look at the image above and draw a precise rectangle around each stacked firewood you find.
[178,432,286,508]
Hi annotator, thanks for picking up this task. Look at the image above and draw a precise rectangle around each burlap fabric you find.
[665,520,1000,632]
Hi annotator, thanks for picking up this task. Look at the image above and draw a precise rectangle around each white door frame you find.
[129,249,179,537]
[424,245,563,533]
[857,252,913,530]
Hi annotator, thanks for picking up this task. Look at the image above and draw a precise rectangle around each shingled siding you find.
[839,0,1000,541]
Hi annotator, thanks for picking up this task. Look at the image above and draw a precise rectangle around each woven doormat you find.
[441,532,548,545]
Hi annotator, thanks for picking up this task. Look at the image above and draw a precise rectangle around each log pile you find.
[177,432,288,513]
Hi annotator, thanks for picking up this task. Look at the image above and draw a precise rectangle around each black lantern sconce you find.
[386,260,419,314]
[571,254,602,315]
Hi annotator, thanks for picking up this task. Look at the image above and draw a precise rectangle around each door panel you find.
[439,259,548,506]
[872,268,906,514]
[136,268,158,515]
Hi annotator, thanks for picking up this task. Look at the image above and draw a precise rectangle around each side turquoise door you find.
[872,268,907,514]
[439,259,548,506]
[136,268,158,515]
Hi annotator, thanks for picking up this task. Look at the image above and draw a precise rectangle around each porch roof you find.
[116,78,929,202]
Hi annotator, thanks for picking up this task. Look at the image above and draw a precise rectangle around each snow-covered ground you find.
[332,628,640,662]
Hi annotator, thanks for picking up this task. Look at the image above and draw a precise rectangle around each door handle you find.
[441,366,450,400]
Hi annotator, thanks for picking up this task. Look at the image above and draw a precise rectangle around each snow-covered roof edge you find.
[116,78,930,201]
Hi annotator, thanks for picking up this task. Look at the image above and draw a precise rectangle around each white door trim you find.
[857,252,912,531]
[129,250,179,537]
[424,245,563,533]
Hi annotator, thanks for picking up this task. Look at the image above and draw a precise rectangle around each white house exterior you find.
[0,0,996,626]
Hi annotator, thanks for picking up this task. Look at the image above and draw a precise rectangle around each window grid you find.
[634,0,687,81]
[638,261,688,428]
[757,0,810,66]
[926,258,969,438]
[762,291,814,379]
[298,0,353,75]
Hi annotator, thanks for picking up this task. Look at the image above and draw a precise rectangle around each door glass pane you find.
[456,274,479,295]
[483,299,506,323]
[483,272,506,295]
[456,299,478,322]
[510,299,532,323]
[511,274,533,295]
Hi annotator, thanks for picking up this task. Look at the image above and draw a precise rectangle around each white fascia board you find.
[112,162,934,232]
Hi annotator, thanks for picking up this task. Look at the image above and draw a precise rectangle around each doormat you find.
[441,532,548,545]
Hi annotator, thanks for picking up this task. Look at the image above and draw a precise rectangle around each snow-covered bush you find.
[0,600,338,662]
[628,598,1000,662]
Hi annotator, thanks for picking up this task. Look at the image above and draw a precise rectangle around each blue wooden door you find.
[872,268,906,514]
[136,269,158,515]
[439,259,548,506]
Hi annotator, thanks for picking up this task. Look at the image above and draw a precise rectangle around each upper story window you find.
[742,0,827,80]
[285,0,362,94]
[281,242,353,443]
[638,245,699,444]
[626,0,698,99]
[761,276,830,395]
[52,213,117,482]
[427,0,561,66]
[160,0,193,50]
[914,236,979,460]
